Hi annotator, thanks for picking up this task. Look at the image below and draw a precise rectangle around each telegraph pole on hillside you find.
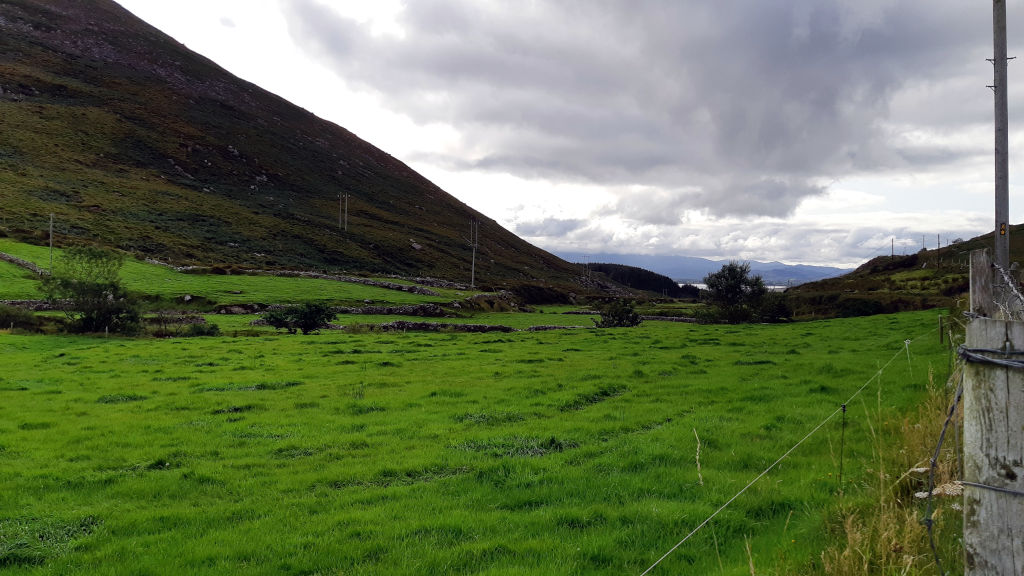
[466,220,479,288]
[992,0,1011,268]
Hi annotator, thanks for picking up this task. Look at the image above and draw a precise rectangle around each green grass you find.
[172,310,598,336]
[0,259,40,300]
[0,310,951,574]
[0,239,454,306]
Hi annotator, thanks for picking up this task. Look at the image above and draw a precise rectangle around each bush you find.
[755,292,793,323]
[264,303,335,334]
[0,304,39,331]
[264,307,297,334]
[149,312,208,337]
[40,246,140,335]
[837,297,885,318]
[593,300,642,328]
[185,322,221,337]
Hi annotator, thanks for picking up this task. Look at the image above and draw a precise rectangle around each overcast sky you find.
[113,0,1024,267]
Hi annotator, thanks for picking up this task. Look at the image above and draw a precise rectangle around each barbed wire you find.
[990,263,1024,321]
[922,376,963,576]
[924,343,1024,574]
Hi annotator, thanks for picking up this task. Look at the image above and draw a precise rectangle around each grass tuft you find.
[96,393,147,404]
[560,384,628,411]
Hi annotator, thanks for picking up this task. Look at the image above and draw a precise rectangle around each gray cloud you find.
[529,214,990,268]
[280,0,1007,220]
[513,217,589,238]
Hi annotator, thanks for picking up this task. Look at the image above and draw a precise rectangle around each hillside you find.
[0,0,584,289]
[585,262,698,299]
[786,225,1024,318]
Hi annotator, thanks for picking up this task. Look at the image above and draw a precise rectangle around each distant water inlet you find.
[681,283,789,292]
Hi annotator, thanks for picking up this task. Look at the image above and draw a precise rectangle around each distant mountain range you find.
[556,252,851,286]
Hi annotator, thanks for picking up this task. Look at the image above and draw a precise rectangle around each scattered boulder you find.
[335,304,448,317]
[377,321,514,333]
[214,303,265,314]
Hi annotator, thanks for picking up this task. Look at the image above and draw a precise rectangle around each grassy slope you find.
[0,0,582,288]
[0,239,456,307]
[787,223,1024,319]
[0,260,39,300]
[0,310,953,575]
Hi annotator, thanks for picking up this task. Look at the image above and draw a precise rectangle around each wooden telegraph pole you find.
[993,0,1011,269]
[962,5,1024,572]
[467,220,479,288]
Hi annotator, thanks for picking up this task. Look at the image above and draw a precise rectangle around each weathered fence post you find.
[971,250,995,317]
[963,319,1024,574]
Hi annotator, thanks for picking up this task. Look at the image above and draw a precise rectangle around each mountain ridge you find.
[0,0,587,290]
[557,252,850,285]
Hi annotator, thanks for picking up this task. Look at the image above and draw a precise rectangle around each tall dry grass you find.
[819,363,963,575]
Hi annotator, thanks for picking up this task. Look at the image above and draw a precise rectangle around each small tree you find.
[41,246,140,334]
[263,303,335,335]
[701,262,768,324]
[263,307,298,334]
[755,291,792,323]
[593,300,642,328]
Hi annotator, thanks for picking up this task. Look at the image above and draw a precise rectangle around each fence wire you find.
[991,263,1024,321]
[639,327,932,575]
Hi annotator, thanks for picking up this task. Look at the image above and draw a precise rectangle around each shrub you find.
[755,292,793,323]
[40,246,140,335]
[149,312,209,337]
[185,323,221,337]
[0,304,39,331]
[593,300,642,328]
[263,308,296,334]
[837,297,885,318]
[263,303,335,335]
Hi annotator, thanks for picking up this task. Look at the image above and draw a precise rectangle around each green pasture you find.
[0,239,456,306]
[0,310,951,574]
[165,311,600,336]
[0,259,39,300]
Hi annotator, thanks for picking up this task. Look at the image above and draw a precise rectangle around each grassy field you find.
[0,239,459,307]
[0,259,40,300]
[0,310,957,575]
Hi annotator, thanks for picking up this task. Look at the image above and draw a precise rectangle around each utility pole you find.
[339,194,348,232]
[963,5,1022,573]
[992,0,1011,269]
[466,220,479,288]
[49,213,53,272]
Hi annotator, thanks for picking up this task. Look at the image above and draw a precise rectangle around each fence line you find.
[639,326,934,575]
